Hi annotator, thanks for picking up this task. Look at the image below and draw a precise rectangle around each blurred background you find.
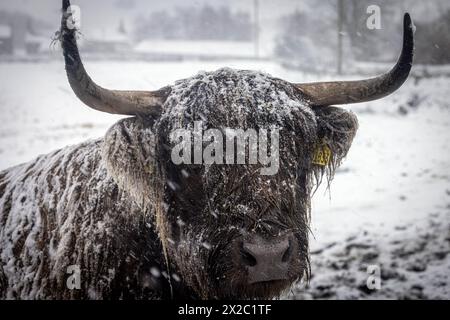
[0,0,449,299]
[1,0,449,68]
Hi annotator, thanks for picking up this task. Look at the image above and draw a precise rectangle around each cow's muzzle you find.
[237,232,296,284]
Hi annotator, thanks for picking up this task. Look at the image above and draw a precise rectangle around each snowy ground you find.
[0,59,449,299]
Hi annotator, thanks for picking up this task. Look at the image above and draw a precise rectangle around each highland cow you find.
[0,0,414,299]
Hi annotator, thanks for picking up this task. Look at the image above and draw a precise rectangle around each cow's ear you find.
[102,117,158,207]
[313,106,358,172]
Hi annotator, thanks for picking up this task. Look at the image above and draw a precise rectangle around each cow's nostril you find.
[240,245,257,267]
[281,241,292,262]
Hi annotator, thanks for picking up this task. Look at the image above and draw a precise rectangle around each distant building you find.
[0,24,12,54]
[0,12,51,56]
[80,21,132,54]
[25,32,50,55]
[80,29,132,54]
[134,40,256,60]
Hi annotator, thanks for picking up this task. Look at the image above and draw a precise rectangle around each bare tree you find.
[253,0,260,59]
[337,0,344,74]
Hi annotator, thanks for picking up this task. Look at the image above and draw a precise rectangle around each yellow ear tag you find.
[312,142,332,166]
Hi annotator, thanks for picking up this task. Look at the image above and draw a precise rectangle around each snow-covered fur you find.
[0,68,358,299]
[0,139,173,299]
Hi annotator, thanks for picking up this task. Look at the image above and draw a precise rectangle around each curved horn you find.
[294,13,414,106]
[61,0,169,116]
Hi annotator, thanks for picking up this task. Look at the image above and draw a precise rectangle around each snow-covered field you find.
[0,59,449,299]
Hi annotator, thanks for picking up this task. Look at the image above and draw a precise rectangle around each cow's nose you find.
[239,233,294,284]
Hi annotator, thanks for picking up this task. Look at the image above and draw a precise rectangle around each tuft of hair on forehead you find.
[159,67,314,130]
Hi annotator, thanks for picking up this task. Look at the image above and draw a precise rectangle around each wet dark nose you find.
[239,233,294,284]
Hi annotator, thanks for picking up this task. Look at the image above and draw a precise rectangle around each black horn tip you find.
[401,12,414,63]
[63,0,70,11]
[63,0,70,10]
[403,13,414,43]
[404,13,411,28]
[403,12,415,38]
